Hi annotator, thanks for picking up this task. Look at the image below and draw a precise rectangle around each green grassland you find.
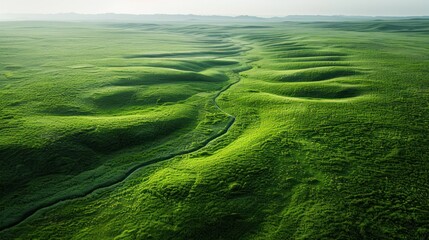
[1,20,429,239]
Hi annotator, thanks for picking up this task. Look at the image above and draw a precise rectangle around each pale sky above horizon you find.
[0,0,428,17]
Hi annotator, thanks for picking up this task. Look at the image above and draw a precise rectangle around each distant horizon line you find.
[1,13,428,18]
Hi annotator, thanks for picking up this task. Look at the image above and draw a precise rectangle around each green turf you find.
[1,20,429,239]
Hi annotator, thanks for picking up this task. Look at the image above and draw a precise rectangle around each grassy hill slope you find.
[1,20,429,239]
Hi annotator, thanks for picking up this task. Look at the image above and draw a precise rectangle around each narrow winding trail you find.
[0,59,249,233]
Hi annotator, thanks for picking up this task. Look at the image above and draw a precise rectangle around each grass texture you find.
[1,20,429,239]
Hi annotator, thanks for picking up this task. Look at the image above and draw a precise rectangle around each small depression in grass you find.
[277,50,348,58]
[255,83,364,101]
[125,50,241,59]
[260,61,351,70]
[40,104,91,116]
[90,87,195,109]
[282,56,346,62]
[285,86,362,99]
[266,67,360,83]
[112,71,226,86]
[68,64,96,69]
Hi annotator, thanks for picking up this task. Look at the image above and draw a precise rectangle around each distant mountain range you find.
[0,13,428,22]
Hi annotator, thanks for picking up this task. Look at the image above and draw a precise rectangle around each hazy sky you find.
[1,0,428,16]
